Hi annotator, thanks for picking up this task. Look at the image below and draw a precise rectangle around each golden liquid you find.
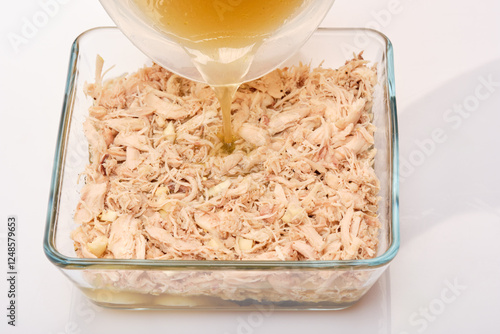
[213,84,238,151]
[133,0,305,146]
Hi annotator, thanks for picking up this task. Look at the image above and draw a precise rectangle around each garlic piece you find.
[100,210,118,222]
[281,200,305,223]
[164,122,176,143]
[155,186,168,197]
[206,179,231,197]
[238,237,253,251]
[207,238,222,250]
[86,236,108,257]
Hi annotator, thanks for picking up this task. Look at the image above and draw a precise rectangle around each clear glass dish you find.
[44,27,399,310]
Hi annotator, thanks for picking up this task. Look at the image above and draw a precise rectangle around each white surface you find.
[1,0,499,333]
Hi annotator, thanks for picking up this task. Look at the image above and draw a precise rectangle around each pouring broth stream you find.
[133,0,305,149]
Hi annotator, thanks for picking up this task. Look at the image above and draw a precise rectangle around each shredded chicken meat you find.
[71,54,381,262]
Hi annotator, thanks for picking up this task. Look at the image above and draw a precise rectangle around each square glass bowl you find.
[44,27,399,310]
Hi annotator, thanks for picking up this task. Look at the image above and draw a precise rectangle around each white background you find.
[1,0,500,333]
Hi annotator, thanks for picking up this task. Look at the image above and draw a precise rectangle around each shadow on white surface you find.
[62,271,391,334]
[392,59,500,334]
[399,58,500,221]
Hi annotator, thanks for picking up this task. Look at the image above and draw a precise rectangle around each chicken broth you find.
[133,0,305,146]
[213,84,238,153]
